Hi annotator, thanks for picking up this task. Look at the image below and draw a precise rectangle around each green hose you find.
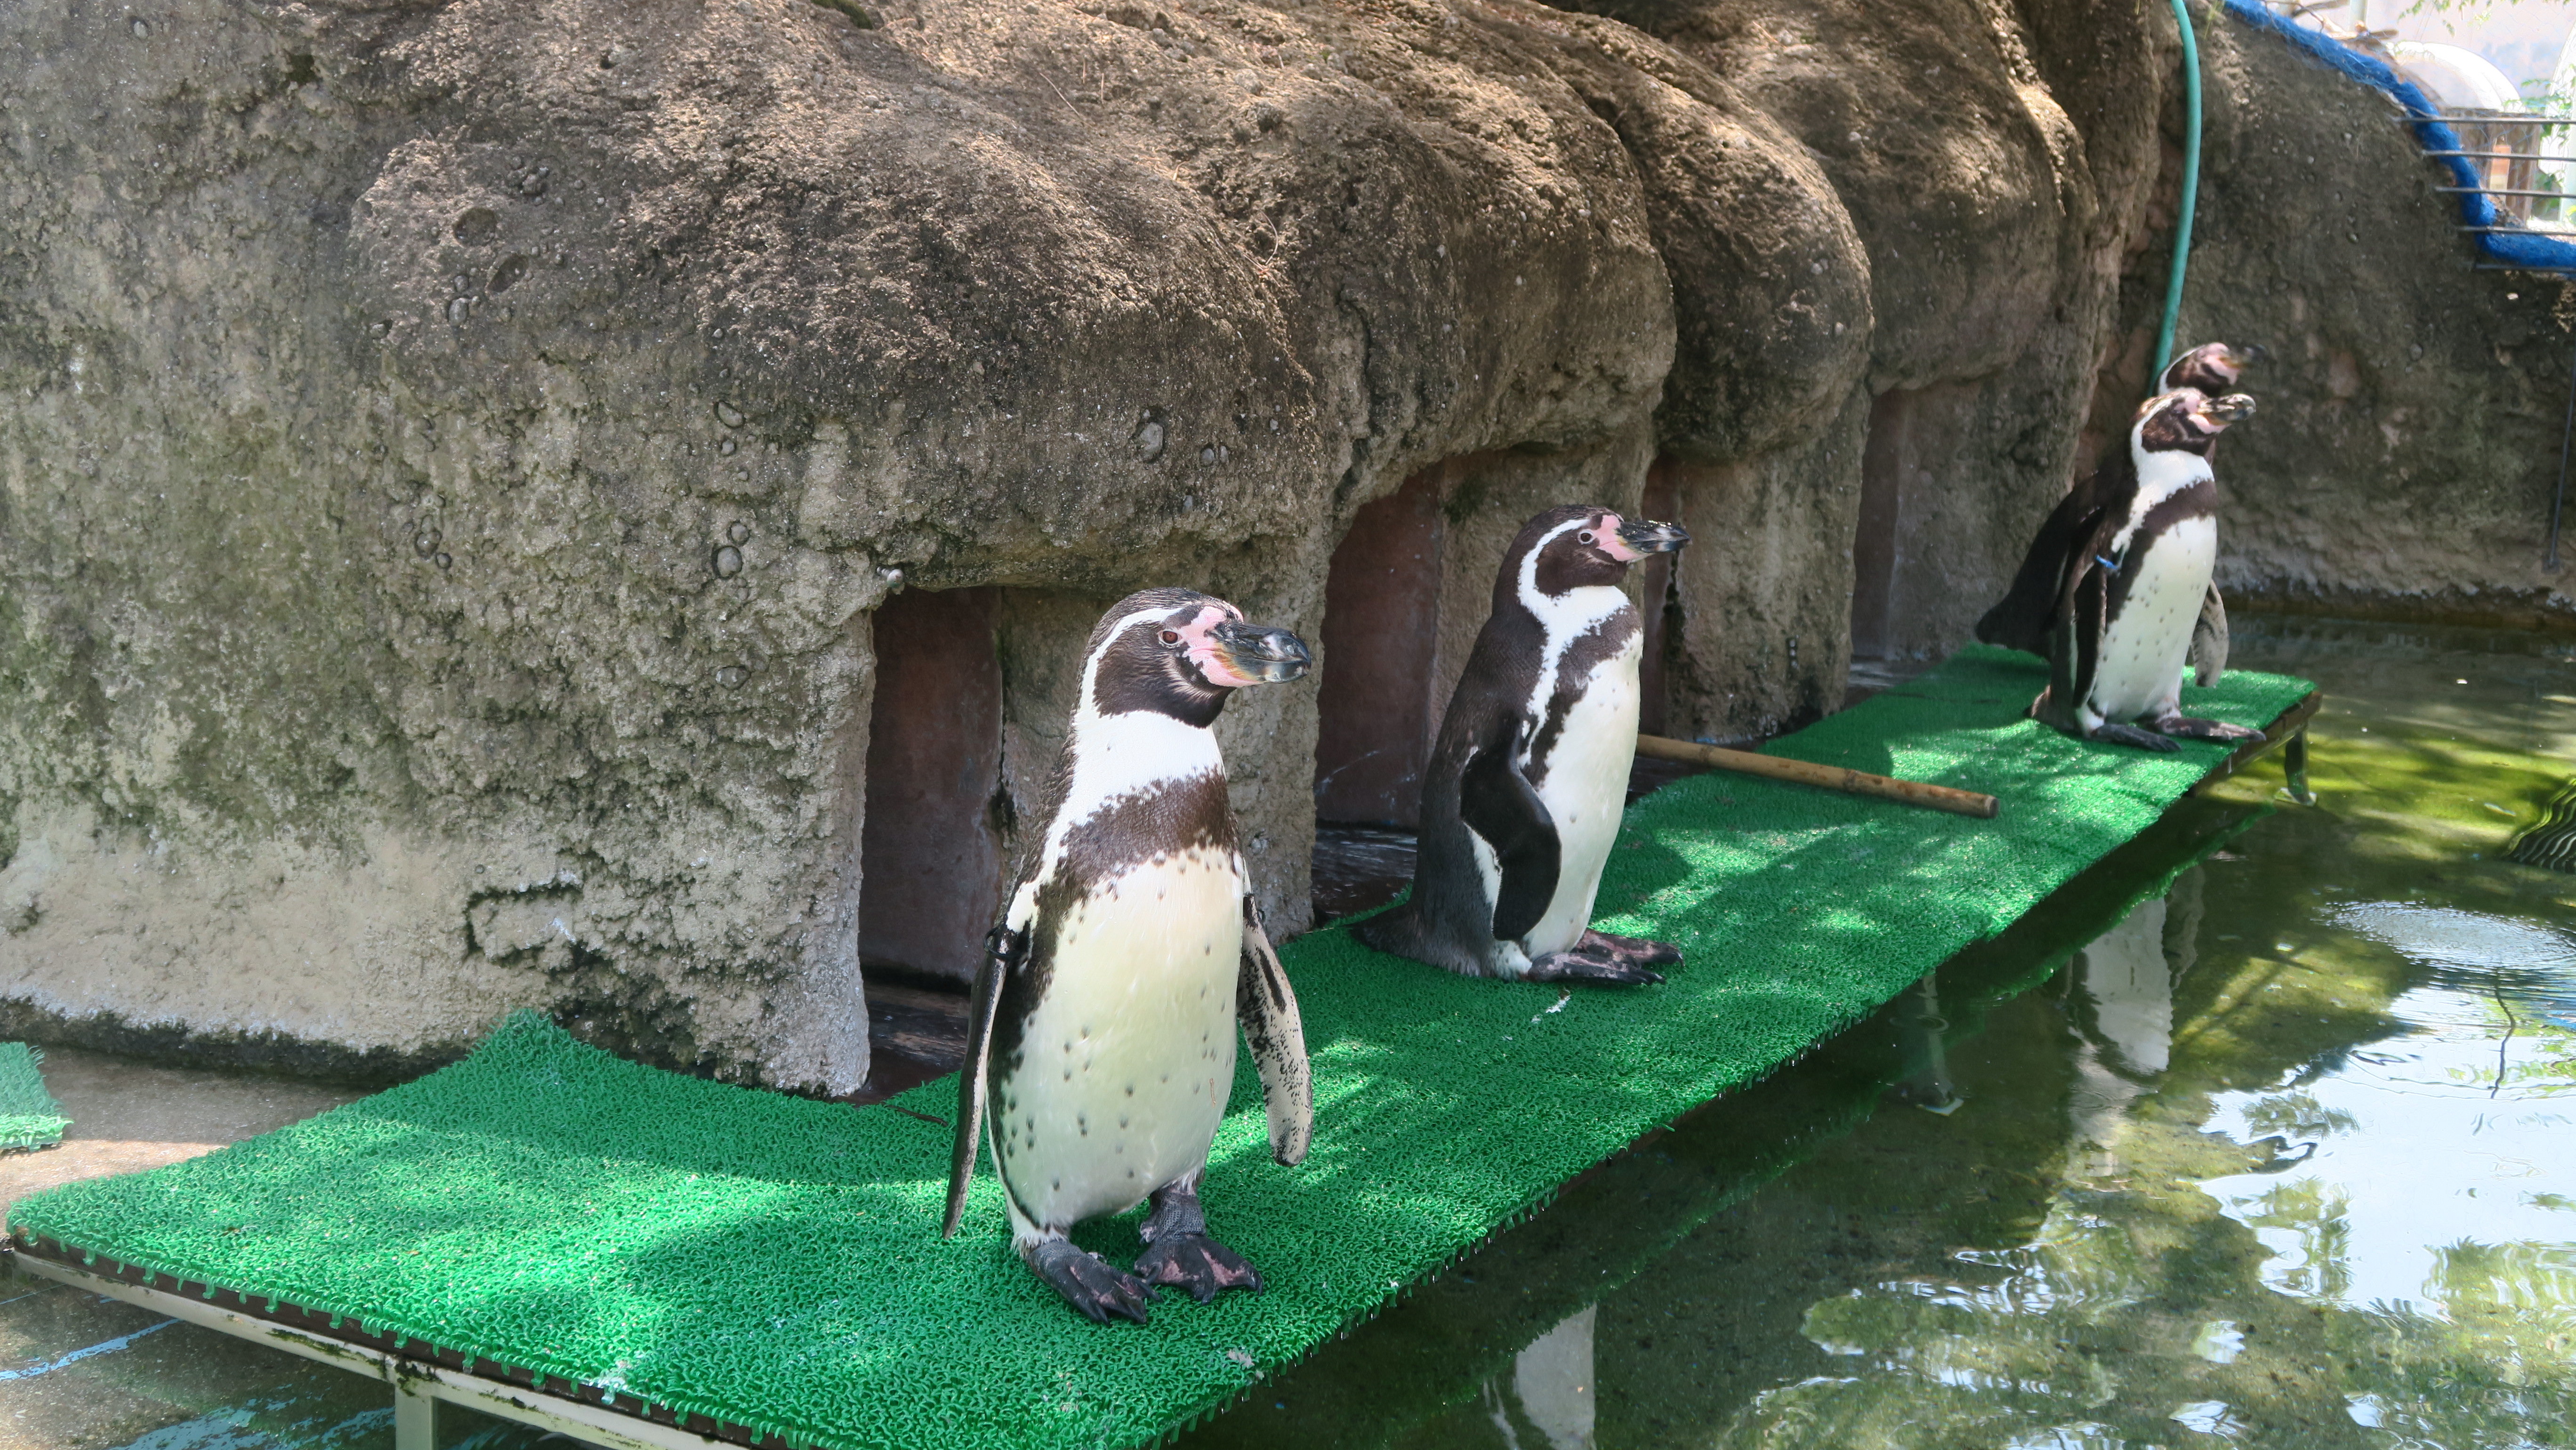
[2154,0,2204,382]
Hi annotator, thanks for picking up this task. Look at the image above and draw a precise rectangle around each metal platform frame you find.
[2186,688,2321,806]
[7,1243,747,1450]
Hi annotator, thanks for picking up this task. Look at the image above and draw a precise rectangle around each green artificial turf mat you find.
[0,1042,69,1152]
[10,648,2313,1450]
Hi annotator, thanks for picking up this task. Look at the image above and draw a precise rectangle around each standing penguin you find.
[2026,388,2266,752]
[1978,341,2263,682]
[943,588,1315,1324]
[1355,505,1689,984]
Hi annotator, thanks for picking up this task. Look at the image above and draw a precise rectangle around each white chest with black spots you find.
[991,845,1242,1230]
[2087,515,2216,725]
[1523,627,1642,956]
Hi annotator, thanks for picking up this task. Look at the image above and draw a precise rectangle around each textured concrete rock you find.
[0,0,1687,1084]
[1563,0,2180,722]
[3,0,2546,1085]
[2113,11,2576,627]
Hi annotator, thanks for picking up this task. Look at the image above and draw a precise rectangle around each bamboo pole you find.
[1636,733,1999,820]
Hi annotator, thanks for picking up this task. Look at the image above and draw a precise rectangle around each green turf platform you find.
[0,1043,68,1152]
[8,648,2314,1450]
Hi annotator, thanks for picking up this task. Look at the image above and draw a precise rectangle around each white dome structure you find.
[2389,40,2525,112]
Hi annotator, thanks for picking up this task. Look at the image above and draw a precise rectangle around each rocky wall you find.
[4,0,2537,1084]
[0,0,1694,1081]
[2101,9,2576,626]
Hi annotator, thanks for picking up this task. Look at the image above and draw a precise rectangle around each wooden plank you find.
[1634,734,2001,818]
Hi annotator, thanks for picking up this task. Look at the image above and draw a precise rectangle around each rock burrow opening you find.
[858,587,1006,988]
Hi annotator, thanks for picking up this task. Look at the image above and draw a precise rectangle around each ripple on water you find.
[2199,902,2576,1322]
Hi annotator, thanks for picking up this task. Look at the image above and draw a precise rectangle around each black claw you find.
[1026,1238,1158,1324]
[1135,1232,1265,1305]
[1525,949,1663,986]
[2089,723,2180,753]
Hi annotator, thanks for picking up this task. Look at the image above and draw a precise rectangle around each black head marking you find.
[1082,588,1312,728]
[1503,504,1690,606]
[2159,341,2263,395]
[2134,388,2255,458]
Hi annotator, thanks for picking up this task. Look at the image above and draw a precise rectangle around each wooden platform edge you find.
[2186,689,2322,802]
[3,1236,800,1450]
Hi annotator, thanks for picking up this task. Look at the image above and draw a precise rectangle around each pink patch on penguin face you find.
[1175,604,1262,687]
[1591,513,1646,564]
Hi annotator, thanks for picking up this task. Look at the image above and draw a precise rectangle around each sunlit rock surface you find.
[0,0,2556,1082]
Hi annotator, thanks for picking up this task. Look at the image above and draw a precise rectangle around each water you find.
[4,617,2572,1449]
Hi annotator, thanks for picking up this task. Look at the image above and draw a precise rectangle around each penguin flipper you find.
[942,920,1019,1239]
[1236,895,1312,1168]
[1458,740,1561,944]
[1978,470,2115,656]
[2188,583,2230,687]
[2033,512,2114,737]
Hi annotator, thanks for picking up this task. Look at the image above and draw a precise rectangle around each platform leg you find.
[394,1380,435,1450]
[2282,728,2315,806]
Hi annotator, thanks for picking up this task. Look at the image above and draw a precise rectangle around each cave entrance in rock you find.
[1851,387,1916,663]
[1312,467,1450,830]
[1637,463,1682,740]
[859,586,1005,987]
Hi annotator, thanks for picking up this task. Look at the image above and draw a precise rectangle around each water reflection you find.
[1483,1308,1596,1450]
[2202,903,2576,1323]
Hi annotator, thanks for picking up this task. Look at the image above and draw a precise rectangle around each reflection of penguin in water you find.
[2023,389,2267,752]
[1355,505,1689,984]
[1979,342,2262,684]
[943,588,1315,1323]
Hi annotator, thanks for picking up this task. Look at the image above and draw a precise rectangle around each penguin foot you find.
[2086,723,2180,753]
[1135,1176,1263,1304]
[1523,948,1663,986]
[1023,1237,1158,1324]
[1577,929,1682,968]
[2153,714,2263,743]
[1135,1233,1264,1304]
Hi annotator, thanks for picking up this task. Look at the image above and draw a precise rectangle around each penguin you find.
[1354,505,1690,984]
[942,588,1316,1324]
[2025,388,2266,753]
[1977,341,2264,683]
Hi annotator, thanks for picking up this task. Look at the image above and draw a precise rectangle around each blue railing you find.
[2221,0,2576,276]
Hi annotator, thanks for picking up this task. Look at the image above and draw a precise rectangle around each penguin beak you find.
[1612,517,1690,559]
[2198,393,2257,427]
[1201,620,1312,686]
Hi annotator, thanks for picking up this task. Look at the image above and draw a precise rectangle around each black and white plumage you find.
[1978,341,2264,684]
[942,588,1314,1324]
[1355,505,1689,985]
[2025,388,2267,753]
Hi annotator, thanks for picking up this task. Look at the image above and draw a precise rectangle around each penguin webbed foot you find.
[2086,722,2181,753]
[2154,714,2263,743]
[1024,1236,1159,1324]
[1577,928,1681,969]
[1523,947,1664,986]
[1134,1233,1264,1304]
[1134,1178,1264,1305]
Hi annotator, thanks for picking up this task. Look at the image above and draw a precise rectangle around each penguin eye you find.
[1159,629,1181,645]
[1578,530,1596,545]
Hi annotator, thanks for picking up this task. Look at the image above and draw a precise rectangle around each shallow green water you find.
[2,616,2571,1450]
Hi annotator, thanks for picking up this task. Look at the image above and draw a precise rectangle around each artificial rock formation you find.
[2119,15,2576,626]
[1,0,2557,1085]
